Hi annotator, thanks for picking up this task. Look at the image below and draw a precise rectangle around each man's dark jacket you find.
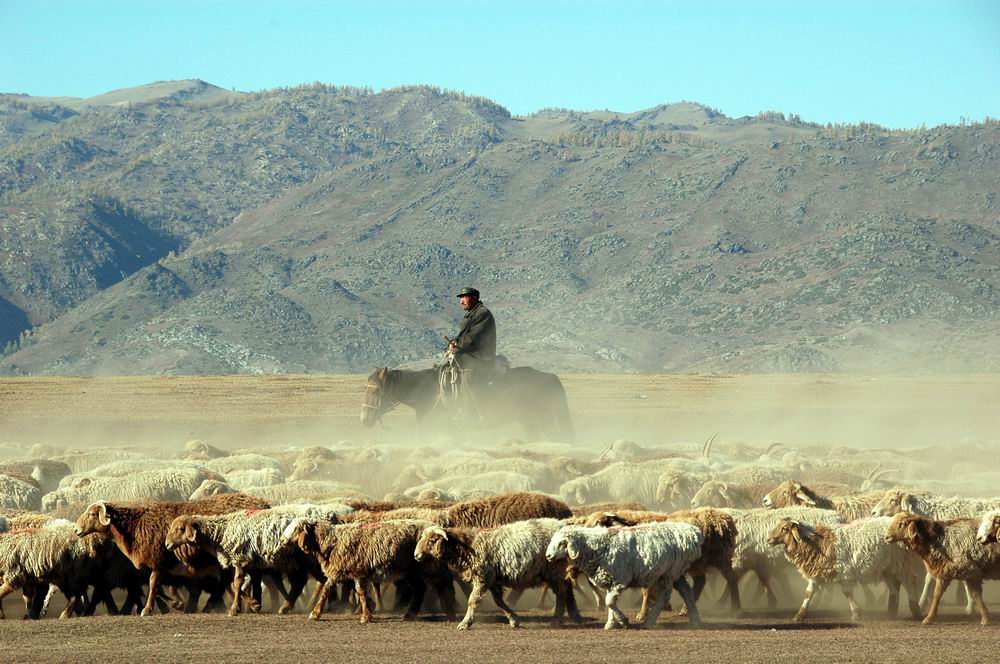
[454,301,496,361]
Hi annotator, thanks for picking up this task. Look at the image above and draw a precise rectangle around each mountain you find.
[1,82,999,374]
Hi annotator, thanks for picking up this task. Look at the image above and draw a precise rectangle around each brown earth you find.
[1,608,997,664]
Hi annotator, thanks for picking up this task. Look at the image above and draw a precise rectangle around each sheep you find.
[559,463,673,508]
[0,523,119,619]
[871,489,1000,520]
[403,471,535,501]
[203,453,289,478]
[585,508,741,614]
[73,493,270,616]
[49,448,142,474]
[223,468,285,490]
[767,516,923,623]
[290,446,396,496]
[393,457,557,495]
[655,470,712,510]
[281,518,454,623]
[164,504,353,616]
[57,459,206,488]
[0,474,42,511]
[443,492,572,528]
[763,481,883,521]
[0,460,71,494]
[885,512,1000,625]
[690,480,773,510]
[545,522,704,629]
[414,519,581,630]
[239,480,364,505]
[570,501,647,517]
[42,467,225,512]
[722,506,843,609]
[180,439,230,461]
[340,508,447,526]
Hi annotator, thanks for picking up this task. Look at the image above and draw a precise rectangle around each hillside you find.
[1,82,999,374]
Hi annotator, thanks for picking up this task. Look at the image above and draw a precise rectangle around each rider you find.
[448,287,496,393]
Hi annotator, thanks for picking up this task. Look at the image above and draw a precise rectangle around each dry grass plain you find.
[2,373,1000,662]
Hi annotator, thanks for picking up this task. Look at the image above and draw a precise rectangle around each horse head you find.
[360,367,389,427]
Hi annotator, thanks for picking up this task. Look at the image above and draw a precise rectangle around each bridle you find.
[360,372,402,424]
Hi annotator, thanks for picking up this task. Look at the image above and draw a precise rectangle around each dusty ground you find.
[2,374,999,661]
[1,373,998,448]
[1,608,997,664]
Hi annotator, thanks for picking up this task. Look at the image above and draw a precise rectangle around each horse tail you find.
[550,377,575,443]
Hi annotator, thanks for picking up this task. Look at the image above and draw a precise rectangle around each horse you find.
[359,364,575,442]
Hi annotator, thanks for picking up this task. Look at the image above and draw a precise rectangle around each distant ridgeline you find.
[2,80,999,375]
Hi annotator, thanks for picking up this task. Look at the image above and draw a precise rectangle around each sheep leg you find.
[371,580,383,613]
[309,578,335,621]
[246,570,264,613]
[635,588,650,623]
[58,590,78,620]
[430,576,458,622]
[280,569,308,615]
[605,587,629,630]
[355,578,374,624]
[402,576,426,621]
[922,577,949,625]
[966,579,990,626]
[561,579,583,623]
[962,581,974,616]
[882,575,900,618]
[228,566,246,617]
[755,569,779,610]
[457,581,486,630]
[918,572,933,609]
[903,574,922,620]
[674,576,701,626]
[505,587,524,609]
[720,564,742,612]
[489,586,521,629]
[841,583,862,622]
[141,570,161,616]
[640,584,667,629]
[792,579,817,623]
[584,576,604,609]
[677,573,706,617]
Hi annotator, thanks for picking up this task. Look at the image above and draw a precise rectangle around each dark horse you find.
[360,365,574,442]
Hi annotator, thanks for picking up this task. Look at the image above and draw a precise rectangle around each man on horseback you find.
[447,287,496,395]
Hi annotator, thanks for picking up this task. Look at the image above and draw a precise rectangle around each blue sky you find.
[2,0,997,128]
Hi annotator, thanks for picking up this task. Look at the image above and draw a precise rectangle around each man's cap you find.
[456,287,480,298]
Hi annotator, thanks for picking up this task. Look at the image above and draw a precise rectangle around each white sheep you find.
[545,522,704,629]
[559,462,679,508]
[42,467,221,512]
[224,468,285,490]
[403,471,534,500]
[767,516,924,622]
[413,518,582,630]
[203,453,288,478]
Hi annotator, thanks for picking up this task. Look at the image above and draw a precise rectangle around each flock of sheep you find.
[1,435,1000,629]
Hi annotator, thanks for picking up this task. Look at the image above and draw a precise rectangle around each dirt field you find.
[1,373,998,449]
[1,607,997,664]
[2,373,999,662]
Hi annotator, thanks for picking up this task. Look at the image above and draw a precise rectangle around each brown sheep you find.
[763,481,882,521]
[444,492,572,528]
[586,508,741,614]
[345,498,453,512]
[282,518,453,623]
[570,501,647,517]
[885,513,1000,625]
[0,460,71,494]
[73,493,269,616]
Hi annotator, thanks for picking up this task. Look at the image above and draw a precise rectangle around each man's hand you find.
[448,340,458,352]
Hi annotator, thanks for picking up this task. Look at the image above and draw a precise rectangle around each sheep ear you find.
[97,501,111,526]
[789,521,803,543]
[566,540,579,560]
[718,484,730,501]
[185,522,199,542]
[904,494,918,512]
[794,489,816,507]
[905,520,920,542]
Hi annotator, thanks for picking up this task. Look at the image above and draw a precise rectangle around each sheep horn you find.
[873,469,899,481]
[596,444,612,462]
[702,433,719,458]
[866,462,882,481]
[762,442,787,456]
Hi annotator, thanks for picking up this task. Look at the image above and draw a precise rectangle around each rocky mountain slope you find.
[1,80,998,374]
